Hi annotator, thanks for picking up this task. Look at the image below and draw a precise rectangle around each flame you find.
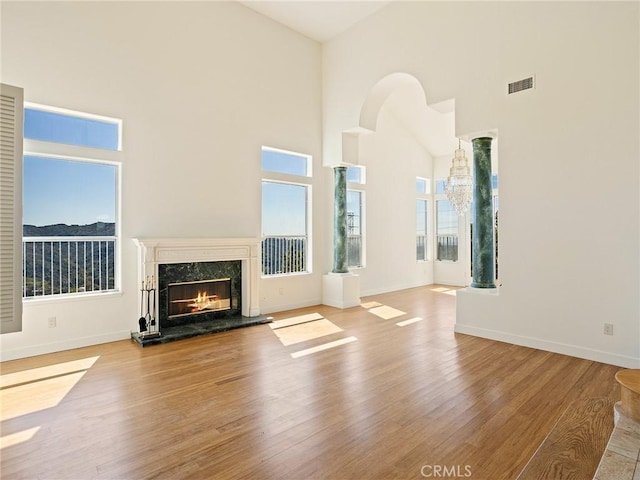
[189,291,218,312]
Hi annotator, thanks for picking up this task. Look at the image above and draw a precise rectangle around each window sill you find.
[23,289,122,306]
[261,271,312,279]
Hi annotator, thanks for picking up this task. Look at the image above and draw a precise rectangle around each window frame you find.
[22,103,123,301]
[347,166,366,269]
[346,187,365,268]
[435,197,459,263]
[416,198,429,262]
[261,146,313,277]
[416,176,431,262]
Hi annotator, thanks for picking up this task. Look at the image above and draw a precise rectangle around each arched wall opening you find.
[338,72,475,295]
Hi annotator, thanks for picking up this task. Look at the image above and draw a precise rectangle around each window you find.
[347,190,363,267]
[24,107,121,150]
[416,199,429,261]
[493,175,499,280]
[347,166,365,268]
[261,147,311,276]
[436,200,458,261]
[262,147,310,177]
[22,104,121,298]
[416,177,430,261]
[347,166,365,184]
[416,177,430,195]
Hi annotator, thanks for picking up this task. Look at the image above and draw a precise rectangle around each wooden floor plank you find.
[0,285,620,479]
[516,397,615,480]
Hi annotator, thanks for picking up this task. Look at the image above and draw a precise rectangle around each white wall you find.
[323,2,639,367]
[0,1,324,360]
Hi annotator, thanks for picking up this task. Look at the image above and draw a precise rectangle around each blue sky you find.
[23,155,116,226]
[262,181,307,236]
[23,107,119,227]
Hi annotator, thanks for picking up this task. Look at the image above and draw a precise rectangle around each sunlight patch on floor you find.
[368,305,406,320]
[0,356,99,389]
[290,336,358,358]
[360,301,383,309]
[396,317,423,327]
[429,287,450,292]
[0,427,40,450]
[1,371,87,421]
[430,286,458,296]
[272,318,343,346]
[0,356,100,424]
[270,312,323,330]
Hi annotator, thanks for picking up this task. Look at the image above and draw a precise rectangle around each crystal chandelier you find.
[445,140,473,215]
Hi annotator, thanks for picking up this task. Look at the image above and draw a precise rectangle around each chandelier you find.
[445,140,473,215]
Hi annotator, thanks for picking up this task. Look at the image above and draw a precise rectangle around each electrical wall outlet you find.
[603,323,614,335]
[48,316,57,328]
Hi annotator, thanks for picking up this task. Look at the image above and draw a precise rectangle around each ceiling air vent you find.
[508,76,534,94]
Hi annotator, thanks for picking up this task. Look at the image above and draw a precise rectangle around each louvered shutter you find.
[0,84,23,333]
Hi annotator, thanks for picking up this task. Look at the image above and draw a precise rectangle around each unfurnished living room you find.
[0,1,638,479]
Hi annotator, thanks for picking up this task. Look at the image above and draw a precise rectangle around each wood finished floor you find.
[0,285,621,480]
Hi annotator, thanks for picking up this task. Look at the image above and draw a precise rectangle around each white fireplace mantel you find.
[133,237,261,318]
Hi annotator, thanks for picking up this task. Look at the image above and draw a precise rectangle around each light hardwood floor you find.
[1,286,620,479]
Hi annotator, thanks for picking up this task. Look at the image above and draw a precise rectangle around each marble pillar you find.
[332,166,349,274]
[471,137,496,289]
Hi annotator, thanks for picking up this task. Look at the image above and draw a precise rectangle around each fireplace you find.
[134,237,261,315]
[168,278,231,319]
[158,260,241,329]
[132,238,266,345]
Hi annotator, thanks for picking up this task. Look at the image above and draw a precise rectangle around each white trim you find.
[23,145,122,165]
[259,297,322,315]
[0,330,130,362]
[454,323,640,369]
[23,289,122,306]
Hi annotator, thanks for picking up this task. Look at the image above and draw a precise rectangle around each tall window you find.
[261,147,311,276]
[416,177,430,261]
[436,199,458,261]
[347,166,365,268]
[493,174,499,280]
[22,104,121,298]
[347,190,363,267]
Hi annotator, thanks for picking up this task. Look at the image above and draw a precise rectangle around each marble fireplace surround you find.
[133,238,261,321]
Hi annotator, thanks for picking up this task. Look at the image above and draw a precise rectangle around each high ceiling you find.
[239,1,391,42]
[238,0,457,156]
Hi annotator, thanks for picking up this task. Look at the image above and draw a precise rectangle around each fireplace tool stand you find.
[139,276,161,338]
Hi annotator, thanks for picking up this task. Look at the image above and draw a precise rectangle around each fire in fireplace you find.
[168,278,231,319]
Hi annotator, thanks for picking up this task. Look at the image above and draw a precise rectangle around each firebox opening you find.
[168,278,232,319]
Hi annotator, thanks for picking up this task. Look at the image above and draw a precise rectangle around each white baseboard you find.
[454,323,640,369]
[360,280,431,298]
[260,297,322,315]
[0,330,131,362]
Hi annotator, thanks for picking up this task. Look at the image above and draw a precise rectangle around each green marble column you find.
[332,166,349,274]
[471,137,496,288]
